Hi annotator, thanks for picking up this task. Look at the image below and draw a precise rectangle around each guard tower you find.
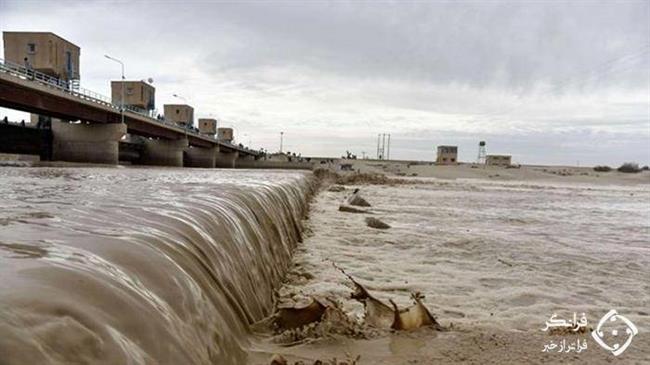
[3,32,80,86]
[198,118,217,136]
[477,141,487,164]
[217,127,234,143]
[164,104,194,127]
[111,81,155,112]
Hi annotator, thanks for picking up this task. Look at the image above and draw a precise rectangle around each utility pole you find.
[376,133,391,160]
[377,134,381,159]
[387,134,391,160]
[280,131,284,153]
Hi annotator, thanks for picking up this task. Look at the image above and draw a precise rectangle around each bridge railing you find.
[0,58,257,155]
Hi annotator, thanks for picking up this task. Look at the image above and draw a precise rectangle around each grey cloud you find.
[0,0,648,165]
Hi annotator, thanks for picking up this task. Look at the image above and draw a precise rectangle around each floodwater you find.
[0,167,312,365]
[253,178,650,364]
[1,166,649,364]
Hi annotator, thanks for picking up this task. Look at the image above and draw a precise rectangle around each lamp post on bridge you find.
[280,131,284,153]
[172,94,192,132]
[104,55,125,125]
[172,93,188,102]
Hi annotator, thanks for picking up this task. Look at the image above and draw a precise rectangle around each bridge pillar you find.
[184,146,217,168]
[51,121,126,164]
[140,138,187,167]
[235,154,256,168]
[215,150,238,168]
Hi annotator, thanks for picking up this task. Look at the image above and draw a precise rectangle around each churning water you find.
[261,177,649,363]
[1,167,649,364]
[0,167,312,364]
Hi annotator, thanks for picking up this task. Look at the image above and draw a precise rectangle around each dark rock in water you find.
[365,217,390,229]
[328,185,346,192]
[339,204,369,214]
[347,188,371,207]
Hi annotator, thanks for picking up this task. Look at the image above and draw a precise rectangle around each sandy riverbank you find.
[339,159,650,185]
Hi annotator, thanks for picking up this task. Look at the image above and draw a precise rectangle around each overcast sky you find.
[1,0,649,165]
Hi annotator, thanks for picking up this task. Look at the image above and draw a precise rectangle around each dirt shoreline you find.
[339,160,650,186]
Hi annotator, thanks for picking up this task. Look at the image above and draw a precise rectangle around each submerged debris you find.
[365,217,390,229]
[327,185,346,192]
[338,205,369,214]
[346,189,371,207]
[275,298,327,330]
[269,354,288,365]
[272,298,365,345]
[334,263,443,331]
[389,292,443,331]
[267,353,361,365]
[344,267,394,329]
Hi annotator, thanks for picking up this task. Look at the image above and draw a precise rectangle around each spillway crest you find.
[0,168,313,364]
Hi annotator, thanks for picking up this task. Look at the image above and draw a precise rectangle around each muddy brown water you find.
[0,167,312,364]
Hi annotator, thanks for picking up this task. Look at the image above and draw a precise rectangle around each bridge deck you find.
[0,60,258,156]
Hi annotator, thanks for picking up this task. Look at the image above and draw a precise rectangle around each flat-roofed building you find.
[217,127,234,143]
[111,81,155,111]
[486,154,512,166]
[164,104,194,127]
[3,31,80,81]
[198,118,217,136]
[436,145,458,165]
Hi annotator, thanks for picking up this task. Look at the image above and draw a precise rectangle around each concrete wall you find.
[3,32,80,80]
[236,158,313,170]
[184,146,217,168]
[140,138,187,167]
[486,155,512,166]
[215,150,238,168]
[51,121,125,164]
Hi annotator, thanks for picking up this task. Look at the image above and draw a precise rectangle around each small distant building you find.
[217,127,234,143]
[486,154,512,166]
[436,145,458,165]
[198,118,217,136]
[111,81,155,111]
[164,104,194,127]
[3,31,80,81]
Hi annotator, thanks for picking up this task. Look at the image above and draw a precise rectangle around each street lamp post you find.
[172,93,187,102]
[280,131,284,153]
[104,55,125,124]
[172,94,191,131]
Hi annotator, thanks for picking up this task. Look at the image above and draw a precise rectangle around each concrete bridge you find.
[0,59,277,168]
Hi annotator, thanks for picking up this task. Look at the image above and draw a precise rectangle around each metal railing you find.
[0,58,256,154]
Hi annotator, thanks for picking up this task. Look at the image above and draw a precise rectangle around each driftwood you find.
[334,263,442,331]
[389,293,443,331]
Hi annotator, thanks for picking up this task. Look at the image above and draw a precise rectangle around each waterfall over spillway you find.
[0,167,313,364]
